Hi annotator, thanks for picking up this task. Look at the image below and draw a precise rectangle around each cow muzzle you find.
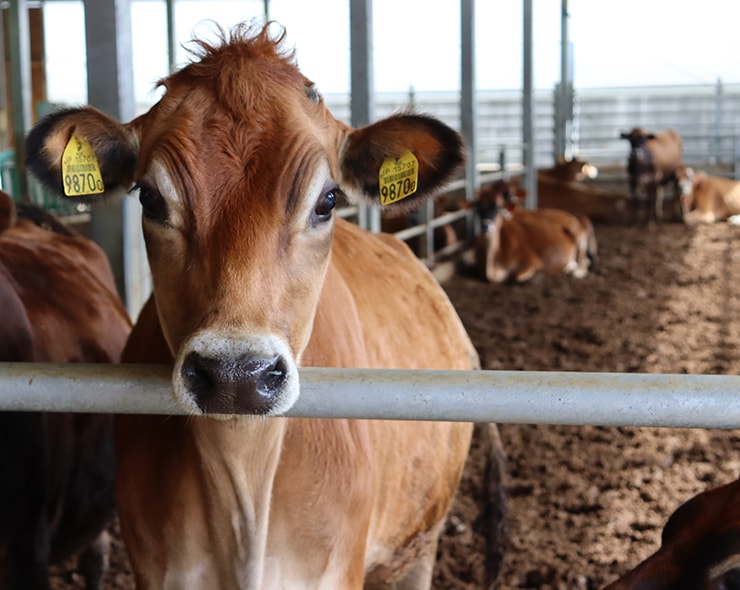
[172,331,300,416]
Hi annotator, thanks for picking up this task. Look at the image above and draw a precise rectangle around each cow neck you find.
[186,416,288,589]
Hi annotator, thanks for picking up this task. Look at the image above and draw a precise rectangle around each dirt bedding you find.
[433,220,740,589]
[50,221,740,589]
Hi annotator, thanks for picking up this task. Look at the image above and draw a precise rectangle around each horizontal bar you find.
[0,363,738,429]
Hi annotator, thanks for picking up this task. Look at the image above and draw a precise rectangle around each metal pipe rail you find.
[1,363,739,429]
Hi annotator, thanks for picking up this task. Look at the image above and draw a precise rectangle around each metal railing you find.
[1,362,739,429]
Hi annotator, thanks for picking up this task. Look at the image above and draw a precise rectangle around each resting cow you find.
[26,23,499,589]
[537,157,599,183]
[474,181,597,283]
[508,160,627,224]
[602,477,740,590]
[620,127,683,224]
[676,166,740,225]
[0,191,130,589]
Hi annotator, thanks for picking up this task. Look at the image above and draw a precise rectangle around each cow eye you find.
[313,189,337,223]
[304,83,321,104]
[135,183,167,223]
[720,569,740,590]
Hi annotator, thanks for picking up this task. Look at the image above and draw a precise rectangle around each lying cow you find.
[26,22,503,589]
[474,181,597,283]
[0,191,131,589]
[509,160,627,224]
[676,166,740,225]
[537,157,599,183]
[620,127,683,224]
[602,477,740,589]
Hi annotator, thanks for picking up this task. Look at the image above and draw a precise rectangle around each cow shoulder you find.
[313,219,475,371]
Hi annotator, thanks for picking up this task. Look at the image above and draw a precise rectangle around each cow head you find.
[550,157,599,181]
[474,180,515,231]
[620,128,656,149]
[603,478,740,590]
[25,23,464,417]
[675,166,698,214]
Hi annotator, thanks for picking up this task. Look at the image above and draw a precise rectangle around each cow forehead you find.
[132,24,342,209]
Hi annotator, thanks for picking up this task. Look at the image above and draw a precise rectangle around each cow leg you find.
[0,514,51,590]
[0,413,52,590]
[653,184,663,223]
[76,530,110,590]
[629,192,644,226]
[381,537,439,590]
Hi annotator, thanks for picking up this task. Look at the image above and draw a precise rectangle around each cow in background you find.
[474,180,597,283]
[0,191,131,589]
[507,159,628,224]
[676,166,740,225]
[537,157,599,183]
[620,127,683,224]
[602,477,740,590]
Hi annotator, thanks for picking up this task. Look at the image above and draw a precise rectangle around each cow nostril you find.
[257,357,289,398]
[180,350,290,415]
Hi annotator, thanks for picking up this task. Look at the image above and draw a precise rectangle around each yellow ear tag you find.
[61,134,105,197]
[379,151,419,206]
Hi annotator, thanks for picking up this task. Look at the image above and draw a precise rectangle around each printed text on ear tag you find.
[61,134,105,197]
[379,151,418,206]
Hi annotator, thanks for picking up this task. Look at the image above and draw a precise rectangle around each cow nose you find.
[180,351,290,415]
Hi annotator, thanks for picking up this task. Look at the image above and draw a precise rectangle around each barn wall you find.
[326,82,740,176]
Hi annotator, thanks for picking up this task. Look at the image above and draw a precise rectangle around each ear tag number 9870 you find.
[379,151,419,206]
[61,134,105,197]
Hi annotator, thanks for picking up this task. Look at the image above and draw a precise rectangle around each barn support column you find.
[7,0,32,201]
[165,0,176,73]
[83,0,150,318]
[349,0,380,232]
[554,0,574,161]
[460,0,478,239]
[522,0,537,209]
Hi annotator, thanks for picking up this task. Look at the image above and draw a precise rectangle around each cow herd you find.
[2,20,739,590]
[465,126,740,286]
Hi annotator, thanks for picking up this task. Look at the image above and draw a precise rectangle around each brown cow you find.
[620,127,683,224]
[474,181,597,283]
[602,477,740,590]
[676,166,740,225]
[508,160,627,224]
[0,191,131,589]
[537,157,599,183]
[26,23,499,589]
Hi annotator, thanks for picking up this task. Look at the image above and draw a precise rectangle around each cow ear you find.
[26,106,138,201]
[338,113,465,213]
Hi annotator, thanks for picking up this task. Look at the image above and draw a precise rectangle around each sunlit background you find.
[42,0,740,109]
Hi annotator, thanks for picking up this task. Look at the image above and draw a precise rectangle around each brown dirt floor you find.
[50,220,740,589]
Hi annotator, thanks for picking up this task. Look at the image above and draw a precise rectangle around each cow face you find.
[620,128,656,149]
[676,166,698,214]
[475,180,514,229]
[26,23,464,417]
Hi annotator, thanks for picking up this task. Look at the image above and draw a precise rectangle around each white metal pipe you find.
[0,363,738,429]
